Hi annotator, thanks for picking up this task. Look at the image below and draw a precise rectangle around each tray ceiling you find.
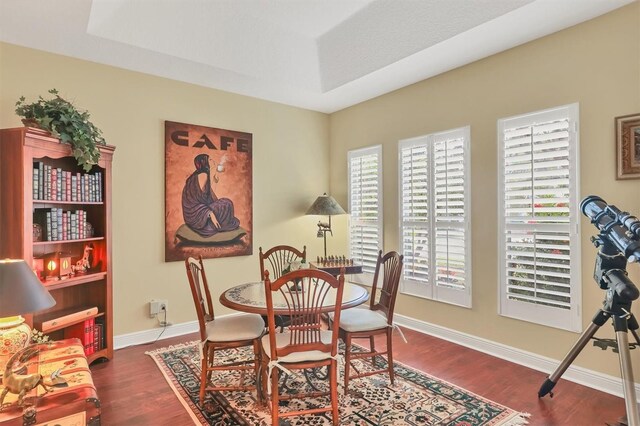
[0,0,633,113]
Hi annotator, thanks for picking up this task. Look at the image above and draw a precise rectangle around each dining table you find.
[219,280,369,315]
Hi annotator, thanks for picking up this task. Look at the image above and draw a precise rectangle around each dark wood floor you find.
[91,327,626,425]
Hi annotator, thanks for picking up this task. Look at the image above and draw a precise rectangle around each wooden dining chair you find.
[259,245,307,280]
[259,245,306,331]
[336,250,403,391]
[260,268,345,426]
[185,256,265,406]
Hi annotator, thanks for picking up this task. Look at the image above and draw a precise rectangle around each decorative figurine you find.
[0,345,67,408]
[72,243,94,275]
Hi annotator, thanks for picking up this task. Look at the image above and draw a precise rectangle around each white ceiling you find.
[0,0,634,113]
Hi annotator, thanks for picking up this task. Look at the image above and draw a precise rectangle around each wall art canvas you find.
[165,120,252,262]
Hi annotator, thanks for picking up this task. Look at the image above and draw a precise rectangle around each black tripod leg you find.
[613,315,640,426]
[538,310,610,398]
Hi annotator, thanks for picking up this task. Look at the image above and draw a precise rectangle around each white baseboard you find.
[394,313,640,401]
[113,312,248,349]
[114,312,638,401]
[114,320,199,350]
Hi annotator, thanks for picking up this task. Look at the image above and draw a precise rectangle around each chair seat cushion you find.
[332,308,388,332]
[261,331,333,363]
[206,314,264,342]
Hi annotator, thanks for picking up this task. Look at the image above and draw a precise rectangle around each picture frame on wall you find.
[164,121,253,262]
[615,113,640,179]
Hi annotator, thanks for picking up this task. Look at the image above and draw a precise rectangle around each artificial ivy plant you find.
[15,89,106,172]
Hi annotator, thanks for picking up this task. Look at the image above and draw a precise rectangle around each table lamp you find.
[0,259,56,356]
[305,193,347,257]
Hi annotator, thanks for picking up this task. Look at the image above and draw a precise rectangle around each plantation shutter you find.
[348,146,382,277]
[433,134,467,291]
[498,104,581,332]
[400,142,430,284]
[399,127,471,307]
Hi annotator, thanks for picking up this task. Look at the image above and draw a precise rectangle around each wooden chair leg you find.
[386,329,395,385]
[344,333,352,391]
[270,370,279,426]
[369,335,376,368]
[260,355,269,405]
[199,345,208,405]
[330,359,339,425]
[253,340,261,402]
[207,346,214,382]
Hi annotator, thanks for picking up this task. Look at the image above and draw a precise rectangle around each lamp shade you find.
[0,259,56,317]
[305,193,346,216]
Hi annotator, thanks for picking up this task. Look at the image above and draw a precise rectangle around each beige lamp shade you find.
[305,193,346,216]
[305,194,347,257]
[0,259,56,317]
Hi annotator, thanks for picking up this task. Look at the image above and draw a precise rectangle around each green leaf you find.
[14,89,106,169]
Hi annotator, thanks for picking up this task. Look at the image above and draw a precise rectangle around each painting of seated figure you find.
[164,121,252,261]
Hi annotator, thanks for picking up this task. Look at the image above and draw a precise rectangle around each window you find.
[399,127,471,307]
[498,103,581,332]
[348,145,383,285]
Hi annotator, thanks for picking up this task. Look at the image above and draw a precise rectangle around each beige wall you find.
[329,3,640,378]
[0,3,639,380]
[0,42,331,334]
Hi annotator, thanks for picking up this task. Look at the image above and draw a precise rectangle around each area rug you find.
[147,341,529,425]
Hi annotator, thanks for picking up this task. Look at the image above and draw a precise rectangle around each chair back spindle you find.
[259,245,306,281]
[369,251,403,325]
[264,268,344,359]
[185,256,215,342]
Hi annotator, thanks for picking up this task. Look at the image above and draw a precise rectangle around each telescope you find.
[540,196,640,426]
[580,195,640,262]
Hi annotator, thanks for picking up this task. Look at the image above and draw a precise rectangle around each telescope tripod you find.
[539,243,640,426]
[539,306,640,425]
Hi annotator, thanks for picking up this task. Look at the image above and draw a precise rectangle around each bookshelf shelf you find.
[33,200,104,206]
[37,312,105,334]
[43,272,107,290]
[34,237,105,246]
[0,126,115,363]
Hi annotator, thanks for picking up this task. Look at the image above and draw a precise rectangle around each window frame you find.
[347,145,383,286]
[398,126,472,307]
[497,103,582,332]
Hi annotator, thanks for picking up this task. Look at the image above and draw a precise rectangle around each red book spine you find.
[66,171,72,201]
[62,211,68,241]
[76,173,81,202]
[51,168,57,201]
[84,318,95,355]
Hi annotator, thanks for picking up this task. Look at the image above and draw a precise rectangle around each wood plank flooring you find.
[91,327,627,425]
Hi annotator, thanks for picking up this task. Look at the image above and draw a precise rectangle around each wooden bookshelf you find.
[0,126,115,362]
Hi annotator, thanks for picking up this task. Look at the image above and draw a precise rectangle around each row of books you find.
[32,162,103,203]
[65,317,105,356]
[35,208,90,241]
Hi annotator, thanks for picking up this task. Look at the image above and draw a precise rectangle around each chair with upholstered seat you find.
[336,250,403,391]
[259,245,306,331]
[185,256,264,406]
[260,268,345,426]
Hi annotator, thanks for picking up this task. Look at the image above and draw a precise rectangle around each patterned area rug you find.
[147,341,529,425]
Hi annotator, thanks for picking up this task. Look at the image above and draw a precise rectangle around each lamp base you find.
[0,316,32,356]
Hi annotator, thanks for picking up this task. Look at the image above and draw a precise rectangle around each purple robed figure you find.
[182,153,240,237]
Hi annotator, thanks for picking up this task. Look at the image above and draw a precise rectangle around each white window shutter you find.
[399,127,471,307]
[400,142,430,285]
[498,104,581,332]
[433,134,468,296]
[348,146,382,279]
